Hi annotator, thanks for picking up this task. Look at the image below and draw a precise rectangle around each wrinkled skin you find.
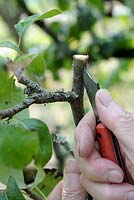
[49,89,134,200]
[48,159,86,200]
[75,89,134,200]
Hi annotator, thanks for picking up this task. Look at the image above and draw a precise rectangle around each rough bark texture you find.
[0,56,86,123]
[70,55,89,125]
[0,55,93,200]
[0,77,77,119]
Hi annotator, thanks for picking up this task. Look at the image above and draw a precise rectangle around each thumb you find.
[62,159,86,200]
[95,89,134,145]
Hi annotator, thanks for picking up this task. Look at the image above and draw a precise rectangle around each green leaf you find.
[6,177,26,200]
[38,169,62,196]
[21,119,52,167]
[0,75,25,110]
[0,125,38,169]
[0,41,21,54]
[14,54,35,68]
[15,15,38,37]
[0,163,25,189]
[0,72,29,122]
[0,191,6,200]
[0,72,14,109]
[26,54,46,80]
[36,9,62,20]
[0,56,6,70]
[30,168,45,189]
[15,9,62,37]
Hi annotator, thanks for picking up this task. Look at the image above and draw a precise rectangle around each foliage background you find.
[0,0,134,198]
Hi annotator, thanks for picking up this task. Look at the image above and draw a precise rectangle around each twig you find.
[52,133,74,157]
[70,55,89,125]
[0,68,79,120]
[70,55,93,200]
[0,89,77,120]
[0,98,34,119]
[16,74,43,93]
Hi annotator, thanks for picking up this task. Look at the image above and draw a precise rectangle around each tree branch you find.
[0,54,88,127]
[0,90,76,120]
[70,55,89,126]
[18,0,62,44]
[71,55,93,200]
[17,73,43,93]
[0,98,34,119]
[0,55,88,127]
[0,72,77,120]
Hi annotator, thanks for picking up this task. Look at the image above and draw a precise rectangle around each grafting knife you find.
[83,67,130,182]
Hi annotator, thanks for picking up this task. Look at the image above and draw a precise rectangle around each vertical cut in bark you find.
[71,54,89,126]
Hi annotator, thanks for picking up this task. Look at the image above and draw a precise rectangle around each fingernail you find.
[126,191,134,200]
[96,89,112,107]
[107,170,123,183]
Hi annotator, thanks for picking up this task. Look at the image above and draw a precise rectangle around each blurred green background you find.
[0,0,134,145]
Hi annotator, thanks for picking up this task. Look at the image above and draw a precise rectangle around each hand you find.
[48,159,86,200]
[75,89,134,200]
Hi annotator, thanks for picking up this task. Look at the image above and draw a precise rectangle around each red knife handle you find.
[96,123,117,163]
[96,122,133,183]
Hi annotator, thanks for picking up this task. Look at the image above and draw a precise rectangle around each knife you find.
[83,67,130,182]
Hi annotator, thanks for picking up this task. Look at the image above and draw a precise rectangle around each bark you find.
[0,55,93,200]
[0,55,85,122]
[70,55,88,126]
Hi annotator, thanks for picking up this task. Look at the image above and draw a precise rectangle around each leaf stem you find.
[35,187,47,200]
[18,36,22,49]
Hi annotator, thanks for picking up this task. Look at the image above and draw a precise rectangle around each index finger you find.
[75,111,96,158]
[74,111,124,183]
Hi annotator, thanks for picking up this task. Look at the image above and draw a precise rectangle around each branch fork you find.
[0,55,89,123]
